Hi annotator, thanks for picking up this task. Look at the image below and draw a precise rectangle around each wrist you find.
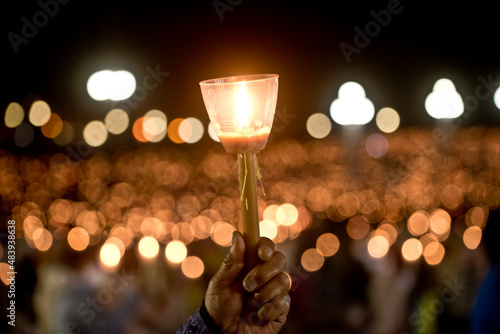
[200,299,224,334]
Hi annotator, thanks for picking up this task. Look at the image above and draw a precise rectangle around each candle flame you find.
[235,82,251,129]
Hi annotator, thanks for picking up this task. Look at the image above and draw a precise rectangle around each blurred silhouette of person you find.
[470,210,500,334]
[176,231,291,333]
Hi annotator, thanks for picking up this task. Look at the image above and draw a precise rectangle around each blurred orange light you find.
[316,233,340,257]
[41,113,63,138]
[301,248,324,272]
[67,227,90,251]
[401,238,423,262]
[463,226,482,250]
[181,256,204,279]
[367,235,389,258]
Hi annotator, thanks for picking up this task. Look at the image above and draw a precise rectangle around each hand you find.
[205,231,291,333]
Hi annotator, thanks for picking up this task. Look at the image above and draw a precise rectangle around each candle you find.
[200,74,279,270]
[217,127,271,154]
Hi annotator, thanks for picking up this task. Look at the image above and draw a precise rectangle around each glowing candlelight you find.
[235,82,251,129]
[200,74,279,270]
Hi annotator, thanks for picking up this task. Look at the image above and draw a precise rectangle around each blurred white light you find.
[425,78,464,119]
[330,82,374,125]
[165,240,187,264]
[494,86,500,110]
[83,120,108,147]
[306,113,331,139]
[105,109,129,135]
[29,100,51,127]
[259,220,278,240]
[376,107,400,133]
[87,70,136,101]
[208,123,220,142]
[143,109,167,143]
[179,117,204,144]
[4,102,24,128]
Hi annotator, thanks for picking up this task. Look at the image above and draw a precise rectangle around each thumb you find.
[210,231,246,289]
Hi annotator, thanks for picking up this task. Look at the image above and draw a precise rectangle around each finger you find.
[253,272,291,303]
[257,237,276,262]
[209,231,245,289]
[243,251,286,292]
[258,293,291,323]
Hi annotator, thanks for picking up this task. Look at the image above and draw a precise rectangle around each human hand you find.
[205,231,291,333]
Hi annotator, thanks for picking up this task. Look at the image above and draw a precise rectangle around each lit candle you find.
[200,74,279,270]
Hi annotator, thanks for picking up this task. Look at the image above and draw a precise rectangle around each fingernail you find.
[244,277,257,292]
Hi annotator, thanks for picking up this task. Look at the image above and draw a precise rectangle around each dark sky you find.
[2,0,499,152]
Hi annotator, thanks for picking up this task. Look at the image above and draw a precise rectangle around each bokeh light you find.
[0,263,13,286]
[165,240,187,264]
[210,222,235,247]
[67,227,90,251]
[330,82,374,125]
[401,238,423,262]
[465,205,488,228]
[53,121,74,146]
[367,235,389,258]
[276,203,298,226]
[138,236,160,259]
[83,120,108,147]
[29,100,51,127]
[494,86,500,109]
[179,117,204,144]
[87,70,136,101]
[306,113,332,139]
[260,219,278,240]
[407,210,430,236]
[425,78,464,119]
[375,107,400,133]
[429,209,451,236]
[100,242,121,268]
[301,248,325,272]
[167,118,185,144]
[181,256,205,279]
[423,241,445,265]
[316,233,340,257]
[365,133,388,158]
[143,109,167,143]
[346,215,370,240]
[463,226,482,250]
[105,108,129,135]
[41,113,63,138]
[208,123,220,142]
[4,102,24,128]
[33,228,53,251]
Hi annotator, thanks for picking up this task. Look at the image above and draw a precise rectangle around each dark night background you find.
[2,0,499,152]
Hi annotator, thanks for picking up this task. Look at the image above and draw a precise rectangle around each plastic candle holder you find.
[200,74,279,270]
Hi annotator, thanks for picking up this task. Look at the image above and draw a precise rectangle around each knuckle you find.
[272,251,287,268]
